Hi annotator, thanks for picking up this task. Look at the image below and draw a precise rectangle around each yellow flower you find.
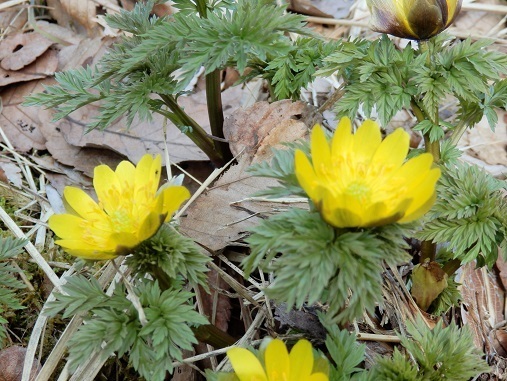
[367,0,462,40]
[295,118,440,228]
[227,339,328,381]
[49,154,190,260]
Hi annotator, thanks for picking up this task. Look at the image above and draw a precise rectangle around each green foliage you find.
[366,349,420,381]
[438,140,462,165]
[46,277,207,380]
[244,208,410,324]
[413,120,444,142]
[429,277,461,315]
[127,224,210,288]
[258,37,338,100]
[418,163,507,267]
[129,0,310,92]
[0,237,26,345]
[402,319,489,380]
[44,275,109,318]
[318,35,418,126]
[323,322,366,381]
[365,319,489,380]
[24,1,178,130]
[318,34,507,128]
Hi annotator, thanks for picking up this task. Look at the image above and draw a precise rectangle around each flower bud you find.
[367,0,462,40]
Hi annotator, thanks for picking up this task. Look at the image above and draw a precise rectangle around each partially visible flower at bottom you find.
[226,339,328,381]
[295,117,441,228]
[49,154,190,260]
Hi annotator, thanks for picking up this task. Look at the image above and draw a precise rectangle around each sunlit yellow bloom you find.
[227,339,328,381]
[49,154,190,260]
[367,0,462,40]
[295,118,440,228]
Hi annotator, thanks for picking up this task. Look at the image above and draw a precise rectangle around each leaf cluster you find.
[24,1,179,130]
[249,37,338,100]
[25,0,312,132]
[365,319,489,380]
[418,162,507,267]
[45,276,208,380]
[319,34,507,131]
[243,208,411,325]
[127,223,210,288]
[0,237,26,345]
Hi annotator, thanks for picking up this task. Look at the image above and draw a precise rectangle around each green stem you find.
[158,94,224,166]
[449,119,468,146]
[195,0,208,17]
[206,69,233,162]
[196,0,233,163]
[417,41,440,162]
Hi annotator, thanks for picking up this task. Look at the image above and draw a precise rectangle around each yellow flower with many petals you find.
[49,154,190,260]
[367,0,462,40]
[294,118,440,228]
[227,339,328,381]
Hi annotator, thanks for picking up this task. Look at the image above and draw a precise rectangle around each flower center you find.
[345,181,371,202]
[109,210,135,233]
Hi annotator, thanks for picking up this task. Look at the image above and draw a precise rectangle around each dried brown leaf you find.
[0,32,54,71]
[223,100,311,165]
[460,264,505,353]
[0,48,58,87]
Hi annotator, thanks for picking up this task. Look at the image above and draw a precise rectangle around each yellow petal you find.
[310,125,331,178]
[295,150,320,201]
[115,160,136,191]
[352,119,382,163]
[400,167,441,222]
[289,340,314,381]
[371,128,409,170]
[135,154,161,198]
[307,374,329,381]
[227,348,267,381]
[48,214,85,240]
[265,339,290,381]
[138,212,165,242]
[402,190,437,223]
[94,164,123,214]
[394,153,434,184]
[110,231,143,251]
[159,185,191,221]
[331,117,353,160]
[54,239,116,259]
[63,187,105,220]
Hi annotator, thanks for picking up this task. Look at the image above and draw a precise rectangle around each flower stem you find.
[449,119,468,146]
[196,0,233,163]
[206,69,233,162]
[158,94,225,166]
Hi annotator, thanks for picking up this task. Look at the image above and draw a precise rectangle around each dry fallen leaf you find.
[0,32,54,71]
[460,264,505,353]
[0,48,58,87]
[47,0,100,36]
[223,100,312,165]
